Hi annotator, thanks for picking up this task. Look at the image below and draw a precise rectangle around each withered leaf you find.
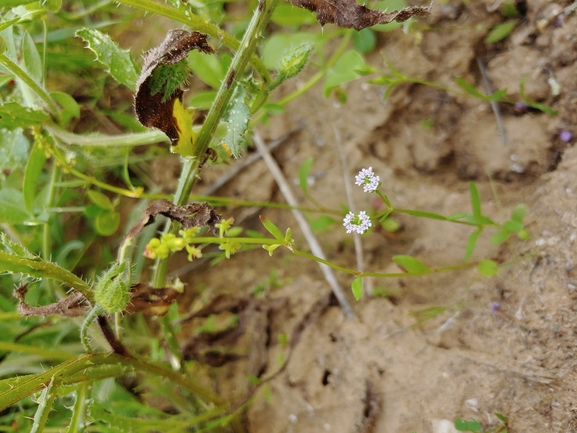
[126,283,180,316]
[134,30,213,146]
[287,0,432,30]
[14,285,88,318]
[124,199,221,243]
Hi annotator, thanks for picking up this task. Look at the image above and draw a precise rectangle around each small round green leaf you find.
[351,276,363,301]
[478,259,499,276]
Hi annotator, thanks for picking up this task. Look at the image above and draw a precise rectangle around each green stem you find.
[81,306,101,353]
[0,53,58,116]
[115,0,270,84]
[251,30,353,122]
[46,123,169,147]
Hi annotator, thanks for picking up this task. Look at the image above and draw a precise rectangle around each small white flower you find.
[355,167,380,193]
[343,211,372,234]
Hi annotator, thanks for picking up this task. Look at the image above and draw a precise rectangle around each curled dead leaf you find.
[126,283,180,316]
[134,30,213,147]
[287,0,432,30]
[14,285,88,317]
[124,199,221,243]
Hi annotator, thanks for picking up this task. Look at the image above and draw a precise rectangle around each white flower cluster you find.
[354,167,380,193]
[343,210,372,234]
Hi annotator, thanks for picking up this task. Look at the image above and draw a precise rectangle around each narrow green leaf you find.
[398,209,448,221]
[511,204,526,222]
[490,229,509,245]
[299,157,313,194]
[469,182,482,224]
[51,91,80,126]
[503,220,524,232]
[495,413,507,423]
[0,188,29,224]
[22,30,42,84]
[488,88,508,101]
[323,50,365,97]
[0,102,49,130]
[23,139,47,214]
[455,77,484,98]
[187,50,224,90]
[351,277,363,301]
[87,190,114,210]
[484,20,517,43]
[478,259,499,276]
[75,28,139,90]
[392,255,431,275]
[222,85,250,158]
[447,212,469,221]
[464,227,482,260]
[31,377,58,433]
[259,216,284,241]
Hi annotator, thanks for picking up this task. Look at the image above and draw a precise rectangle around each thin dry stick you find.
[333,126,372,297]
[200,125,304,196]
[476,55,507,146]
[253,132,356,320]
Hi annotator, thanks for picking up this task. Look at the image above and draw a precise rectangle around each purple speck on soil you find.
[560,130,573,142]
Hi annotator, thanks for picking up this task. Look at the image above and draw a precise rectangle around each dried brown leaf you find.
[124,199,221,242]
[134,30,213,145]
[14,285,88,317]
[126,283,180,316]
[287,0,432,30]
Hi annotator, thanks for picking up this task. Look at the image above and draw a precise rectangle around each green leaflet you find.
[76,28,139,90]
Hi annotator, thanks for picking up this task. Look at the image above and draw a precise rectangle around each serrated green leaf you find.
[351,277,363,301]
[464,227,482,260]
[75,28,138,90]
[469,182,482,223]
[392,255,431,275]
[0,102,49,130]
[299,157,313,194]
[23,139,47,214]
[478,259,499,276]
[87,190,114,210]
[222,85,250,158]
[259,216,284,241]
[0,188,29,224]
[484,21,517,44]
[323,50,365,97]
[261,33,319,70]
[22,30,42,84]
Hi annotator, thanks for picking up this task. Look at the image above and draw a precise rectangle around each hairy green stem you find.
[115,0,270,84]
[0,53,58,115]
[46,123,169,147]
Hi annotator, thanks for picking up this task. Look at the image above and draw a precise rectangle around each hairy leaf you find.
[0,102,48,130]
[222,85,250,158]
[76,28,139,90]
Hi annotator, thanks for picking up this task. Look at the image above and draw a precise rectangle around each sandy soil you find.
[165,1,577,432]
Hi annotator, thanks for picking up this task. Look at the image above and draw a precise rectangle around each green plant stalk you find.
[251,30,353,122]
[0,53,58,116]
[115,0,270,84]
[0,251,93,302]
[80,306,101,353]
[0,341,74,360]
[67,382,89,433]
[30,376,58,433]
[46,123,169,147]
[153,0,280,290]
